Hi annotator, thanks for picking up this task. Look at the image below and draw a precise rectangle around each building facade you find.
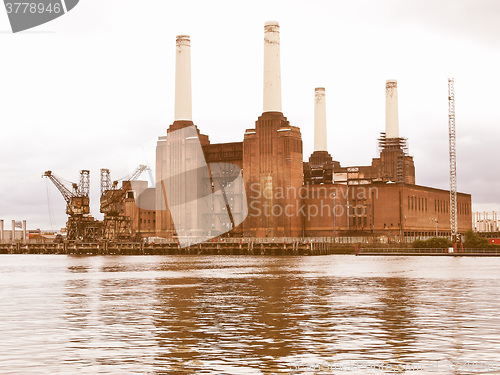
[125,22,472,242]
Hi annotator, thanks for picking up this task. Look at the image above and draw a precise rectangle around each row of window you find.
[350,216,368,228]
[408,196,470,216]
[139,219,155,224]
[435,199,448,214]
[459,202,470,215]
[408,196,428,212]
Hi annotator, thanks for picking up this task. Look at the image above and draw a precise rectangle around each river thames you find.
[1,255,500,374]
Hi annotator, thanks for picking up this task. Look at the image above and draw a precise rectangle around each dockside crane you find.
[100,165,150,240]
[43,170,101,241]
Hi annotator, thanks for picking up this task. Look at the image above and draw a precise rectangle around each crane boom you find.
[128,165,149,182]
[43,171,73,203]
[43,170,91,216]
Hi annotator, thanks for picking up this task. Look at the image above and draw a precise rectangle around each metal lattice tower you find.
[79,170,90,197]
[448,78,458,241]
[100,169,112,197]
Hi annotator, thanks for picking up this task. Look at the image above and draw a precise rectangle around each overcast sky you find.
[1,0,499,230]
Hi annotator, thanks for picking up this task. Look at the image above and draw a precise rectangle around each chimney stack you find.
[314,87,327,151]
[174,35,192,121]
[385,79,399,138]
[263,21,282,113]
[0,220,3,243]
[11,220,15,242]
[22,220,27,242]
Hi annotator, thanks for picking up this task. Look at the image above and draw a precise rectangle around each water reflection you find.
[0,255,500,374]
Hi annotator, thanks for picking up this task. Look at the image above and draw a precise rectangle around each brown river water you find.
[1,255,500,374]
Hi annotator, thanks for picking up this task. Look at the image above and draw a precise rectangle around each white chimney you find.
[385,79,399,138]
[0,220,3,242]
[174,35,192,121]
[314,87,327,151]
[263,21,282,113]
[11,220,15,242]
[22,220,27,242]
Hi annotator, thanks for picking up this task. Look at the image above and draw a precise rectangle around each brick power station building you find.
[126,21,472,242]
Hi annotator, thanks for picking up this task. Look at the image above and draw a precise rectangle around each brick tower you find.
[242,22,303,237]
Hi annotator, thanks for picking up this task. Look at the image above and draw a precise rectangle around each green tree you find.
[413,237,452,249]
[463,230,491,249]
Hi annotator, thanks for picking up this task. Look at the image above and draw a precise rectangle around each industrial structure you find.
[40,21,472,244]
[474,212,500,233]
[121,21,472,243]
[42,167,150,242]
[43,170,101,241]
[0,220,27,242]
[448,78,458,242]
[100,165,149,241]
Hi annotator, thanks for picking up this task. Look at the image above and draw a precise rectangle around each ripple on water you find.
[1,255,500,373]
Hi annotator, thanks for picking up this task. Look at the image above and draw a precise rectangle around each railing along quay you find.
[0,240,355,256]
[4,241,498,256]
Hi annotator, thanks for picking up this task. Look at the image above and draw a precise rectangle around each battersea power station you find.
[125,21,472,243]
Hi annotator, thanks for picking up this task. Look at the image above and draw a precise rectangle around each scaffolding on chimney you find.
[377,133,409,183]
[396,156,404,183]
[377,133,409,155]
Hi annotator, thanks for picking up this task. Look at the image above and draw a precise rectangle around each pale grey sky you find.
[1,0,499,230]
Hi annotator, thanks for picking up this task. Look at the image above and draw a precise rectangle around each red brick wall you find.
[243,112,304,237]
[302,183,472,237]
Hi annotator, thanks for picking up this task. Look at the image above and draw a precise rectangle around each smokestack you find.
[11,220,15,242]
[263,21,282,113]
[314,87,327,151]
[174,35,192,121]
[22,220,27,242]
[0,220,3,243]
[385,79,399,138]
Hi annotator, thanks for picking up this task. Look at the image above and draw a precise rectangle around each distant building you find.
[474,212,500,233]
[0,220,27,242]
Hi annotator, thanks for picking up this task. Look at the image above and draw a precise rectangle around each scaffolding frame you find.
[448,78,458,242]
